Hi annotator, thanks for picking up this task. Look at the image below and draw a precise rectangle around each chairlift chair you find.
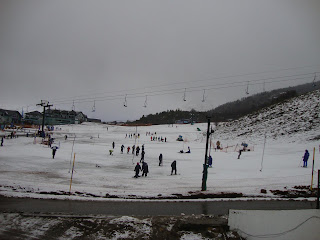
[143,95,147,108]
[183,88,187,101]
[92,100,96,112]
[246,82,249,95]
[72,100,75,111]
[123,94,128,107]
[202,89,206,102]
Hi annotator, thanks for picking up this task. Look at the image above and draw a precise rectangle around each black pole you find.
[37,101,52,138]
[201,117,210,191]
[317,169,319,209]
[41,106,45,137]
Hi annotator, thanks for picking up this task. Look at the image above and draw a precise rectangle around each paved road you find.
[0,196,316,216]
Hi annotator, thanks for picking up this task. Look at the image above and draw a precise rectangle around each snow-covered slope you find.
[0,90,319,200]
[215,89,320,143]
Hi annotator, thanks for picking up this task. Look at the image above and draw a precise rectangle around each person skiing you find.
[216,141,221,150]
[303,149,309,167]
[208,155,213,167]
[121,144,124,154]
[141,162,149,177]
[140,150,145,162]
[51,147,57,159]
[127,146,130,154]
[186,146,191,153]
[109,149,113,155]
[132,145,135,154]
[134,162,141,178]
[171,160,177,175]
[238,148,243,159]
[1,137,3,146]
[112,141,115,149]
[159,153,163,166]
[136,146,140,156]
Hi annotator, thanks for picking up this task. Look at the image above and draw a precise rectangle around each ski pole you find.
[298,157,303,167]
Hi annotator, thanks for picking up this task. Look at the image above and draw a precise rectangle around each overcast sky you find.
[1,0,319,122]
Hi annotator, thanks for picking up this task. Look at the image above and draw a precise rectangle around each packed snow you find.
[0,90,319,200]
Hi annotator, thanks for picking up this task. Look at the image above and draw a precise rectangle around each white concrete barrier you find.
[228,209,320,240]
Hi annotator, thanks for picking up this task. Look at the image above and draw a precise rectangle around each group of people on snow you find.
[125,133,140,139]
[151,136,167,142]
[134,159,177,178]
[134,162,149,178]
[180,146,191,153]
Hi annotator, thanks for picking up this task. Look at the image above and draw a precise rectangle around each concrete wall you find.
[228,209,320,240]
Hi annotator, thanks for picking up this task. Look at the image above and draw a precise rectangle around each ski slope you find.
[0,90,319,200]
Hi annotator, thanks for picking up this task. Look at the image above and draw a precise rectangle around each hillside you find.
[132,81,320,124]
[214,89,320,143]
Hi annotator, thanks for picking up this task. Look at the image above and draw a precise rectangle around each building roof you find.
[0,109,22,117]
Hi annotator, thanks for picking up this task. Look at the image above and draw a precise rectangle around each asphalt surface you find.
[0,196,317,216]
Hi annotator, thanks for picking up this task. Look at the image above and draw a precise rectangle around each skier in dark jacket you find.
[208,155,213,167]
[51,147,58,159]
[1,137,3,146]
[136,146,140,156]
[142,162,149,177]
[134,162,141,178]
[303,150,310,167]
[171,160,177,175]
[121,144,124,153]
[132,145,135,154]
[112,142,115,149]
[140,150,145,162]
[186,146,191,153]
[159,153,163,166]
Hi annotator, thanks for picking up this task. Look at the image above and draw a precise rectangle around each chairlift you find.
[202,89,206,102]
[183,88,187,101]
[245,82,249,95]
[92,100,96,112]
[123,94,128,107]
[143,95,147,108]
[72,100,75,111]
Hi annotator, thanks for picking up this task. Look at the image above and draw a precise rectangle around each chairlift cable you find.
[48,72,318,106]
[44,64,320,103]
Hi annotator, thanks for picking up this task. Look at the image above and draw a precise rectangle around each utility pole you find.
[36,100,52,138]
[202,117,213,191]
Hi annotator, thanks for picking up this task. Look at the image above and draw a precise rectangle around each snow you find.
[0,90,319,200]
[180,232,211,240]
